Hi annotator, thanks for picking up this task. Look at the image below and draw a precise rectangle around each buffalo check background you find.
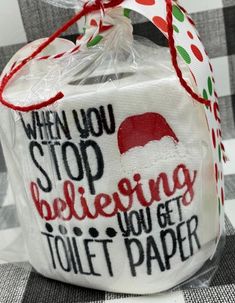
[0,0,235,302]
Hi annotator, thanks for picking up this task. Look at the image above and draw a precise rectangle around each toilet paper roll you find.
[0,38,219,294]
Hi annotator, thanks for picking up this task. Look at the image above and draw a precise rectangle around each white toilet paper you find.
[0,38,219,294]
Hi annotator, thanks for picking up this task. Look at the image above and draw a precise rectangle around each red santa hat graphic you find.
[118,112,178,155]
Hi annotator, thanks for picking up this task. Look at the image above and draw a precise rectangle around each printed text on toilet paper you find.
[19,106,201,278]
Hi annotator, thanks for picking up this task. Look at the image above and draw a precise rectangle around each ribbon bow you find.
[0,0,210,112]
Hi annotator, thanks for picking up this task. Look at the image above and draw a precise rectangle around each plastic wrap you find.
[42,0,87,9]
[0,2,225,295]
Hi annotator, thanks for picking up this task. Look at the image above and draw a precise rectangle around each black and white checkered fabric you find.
[0,0,235,302]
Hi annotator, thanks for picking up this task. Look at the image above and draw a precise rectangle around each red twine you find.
[0,0,211,112]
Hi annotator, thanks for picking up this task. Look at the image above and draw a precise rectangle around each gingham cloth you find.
[0,0,235,302]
